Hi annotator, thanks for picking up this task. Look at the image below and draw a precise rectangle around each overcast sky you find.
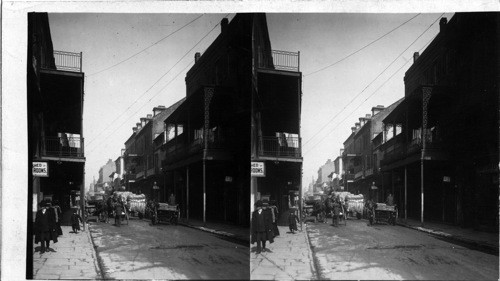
[48,12,453,191]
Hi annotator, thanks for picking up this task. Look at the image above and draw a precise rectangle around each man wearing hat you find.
[34,201,58,254]
[251,200,274,254]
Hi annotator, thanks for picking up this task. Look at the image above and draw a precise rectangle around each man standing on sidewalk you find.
[251,200,274,254]
[35,201,58,254]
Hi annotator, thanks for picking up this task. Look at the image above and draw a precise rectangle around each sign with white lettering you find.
[251,162,265,177]
[33,162,49,177]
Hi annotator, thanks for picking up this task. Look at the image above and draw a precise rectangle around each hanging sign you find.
[251,162,265,177]
[33,162,49,177]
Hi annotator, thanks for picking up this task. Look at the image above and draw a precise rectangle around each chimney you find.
[439,17,447,32]
[140,118,147,127]
[146,114,152,119]
[355,122,361,130]
[413,52,419,63]
[153,105,166,116]
[372,105,385,116]
[351,127,356,133]
[195,52,201,63]
[359,118,366,127]
[132,127,138,133]
[366,114,372,119]
[136,122,142,130]
[221,18,229,33]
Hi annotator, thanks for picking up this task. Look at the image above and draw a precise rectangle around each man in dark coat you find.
[115,198,123,227]
[35,201,58,254]
[251,200,274,254]
[288,208,300,233]
[71,208,83,233]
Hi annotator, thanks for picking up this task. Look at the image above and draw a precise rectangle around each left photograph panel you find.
[27,12,250,280]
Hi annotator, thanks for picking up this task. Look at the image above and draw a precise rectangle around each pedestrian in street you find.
[115,198,123,227]
[251,200,274,254]
[70,208,83,233]
[365,197,376,226]
[385,193,394,206]
[169,192,176,205]
[270,200,280,237]
[35,201,58,254]
[52,200,63,236]
[332,196,341,227]
[288,208,300,234]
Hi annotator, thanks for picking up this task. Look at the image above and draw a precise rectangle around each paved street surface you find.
[251,225,316,280]
[33,225,101,279]
[89,219,249,279]
[308,219,499,280]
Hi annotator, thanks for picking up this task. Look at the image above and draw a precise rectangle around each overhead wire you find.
[303,13,444,150]
[304,28,441,156]
[86,14,231,154]
[304,13,421,78]
[87,14,205,77]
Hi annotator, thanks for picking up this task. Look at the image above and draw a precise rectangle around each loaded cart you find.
[345,194,364,219]
[373,203,397,225]
[151,203,179,225]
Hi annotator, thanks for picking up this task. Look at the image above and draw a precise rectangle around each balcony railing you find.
[41,136,84,158]
[258,136,301,159]
[257,48,300,72]
[42,50,82,72]
[162,134,227,166]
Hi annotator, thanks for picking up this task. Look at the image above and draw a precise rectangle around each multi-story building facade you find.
[28,12,86,218]
[249,15,303,225]
[97,159,115,193]
[332,150,344,191]
[121,102,182,199]
[342,102,402,201]
[160,15,260,226]
[27,12,86,278]
[379,13,499,231]
[316,159,336,194]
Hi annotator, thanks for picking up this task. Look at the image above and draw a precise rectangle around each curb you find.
[303,223,320,280]
[83,225,106,280]
[177,221,249,246]
[396,222,498,255]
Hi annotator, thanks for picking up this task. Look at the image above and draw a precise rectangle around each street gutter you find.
[304,223,320,280]
[85,225,108,280]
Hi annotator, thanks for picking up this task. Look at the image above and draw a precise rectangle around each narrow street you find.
[88,219,249,280]
[307,218,499,280]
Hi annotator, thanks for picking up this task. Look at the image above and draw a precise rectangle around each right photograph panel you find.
[250,12,499,280]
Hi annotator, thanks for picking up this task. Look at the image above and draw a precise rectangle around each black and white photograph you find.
[2,1,500,281]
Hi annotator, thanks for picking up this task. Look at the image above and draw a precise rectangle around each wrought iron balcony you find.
[258,136,301,159]
[257,48,300,72]
[41,136,84,158]
[41,50,82,72]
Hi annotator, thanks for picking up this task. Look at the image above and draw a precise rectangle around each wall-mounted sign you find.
[443,176,451,182]
[251,162,265,177]
[225,176,233,182]
[33,162,49,177]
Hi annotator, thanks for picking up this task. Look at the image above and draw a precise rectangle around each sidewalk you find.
[33,225,102,279]
[398,219,499,255]
[177,218,249,245]
[250,225,316,280]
